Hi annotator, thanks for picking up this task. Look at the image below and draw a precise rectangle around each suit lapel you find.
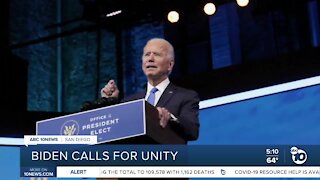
[156,83,176,107]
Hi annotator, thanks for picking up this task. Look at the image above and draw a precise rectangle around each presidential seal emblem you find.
[60,120,80,135]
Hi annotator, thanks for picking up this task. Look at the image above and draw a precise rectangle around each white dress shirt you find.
[145,78,170,106]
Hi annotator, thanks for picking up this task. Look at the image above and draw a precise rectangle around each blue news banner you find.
[20,145,320,177]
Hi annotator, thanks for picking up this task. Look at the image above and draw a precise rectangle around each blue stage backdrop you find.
[191,78,320,145]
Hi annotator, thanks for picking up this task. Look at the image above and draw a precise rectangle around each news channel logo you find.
[290,146,307,165]
[60,120,80,135]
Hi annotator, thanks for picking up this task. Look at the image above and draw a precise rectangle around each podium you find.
[36,99,184,144]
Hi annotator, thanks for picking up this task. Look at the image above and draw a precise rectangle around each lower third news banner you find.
[20,145,320,178]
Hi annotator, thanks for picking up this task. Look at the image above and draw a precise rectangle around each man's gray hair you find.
[146,38,175,61]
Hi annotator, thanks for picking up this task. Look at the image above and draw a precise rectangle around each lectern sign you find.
[36,99,146,144]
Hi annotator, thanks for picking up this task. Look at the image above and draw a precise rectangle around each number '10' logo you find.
[290,146,307,165]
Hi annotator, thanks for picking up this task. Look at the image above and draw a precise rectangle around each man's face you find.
[142,40,174,80]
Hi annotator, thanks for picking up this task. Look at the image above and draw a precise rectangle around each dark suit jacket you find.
[122,83,200,143]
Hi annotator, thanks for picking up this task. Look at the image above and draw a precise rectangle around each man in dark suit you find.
[101,38,199,143]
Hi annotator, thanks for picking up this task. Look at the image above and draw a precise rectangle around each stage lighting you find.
[236,0,249,7]
[167,11,179,23]
[105,10,122,17]
[204,3,216,15]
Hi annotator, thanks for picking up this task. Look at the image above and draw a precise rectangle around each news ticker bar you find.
[56,166,320,178]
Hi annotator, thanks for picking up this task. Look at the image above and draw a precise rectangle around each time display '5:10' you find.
[266,148,279,155]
